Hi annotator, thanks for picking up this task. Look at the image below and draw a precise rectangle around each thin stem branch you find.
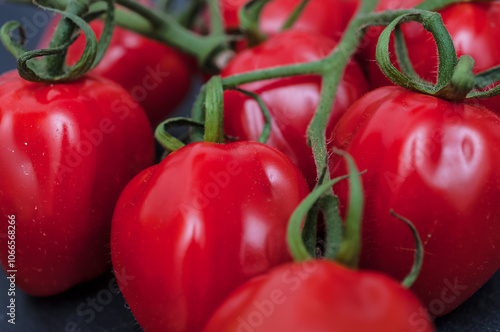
[222,60,325,88]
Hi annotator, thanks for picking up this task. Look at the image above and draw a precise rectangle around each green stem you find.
[422,11,457,89]
[115,0,223,64]
[46,0,88,76]
[306,0,378,184]
[321,193,344,259]
[393,25,420,82]
[89,0,115,70]
[281,0,310,31]
[0,21,26,58]
[208,0,224,36]
[204,76,225,144]
[222,60,325,88]
[305,70,338,181]
[117,0,232,71]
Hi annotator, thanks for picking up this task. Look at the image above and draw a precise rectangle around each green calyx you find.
[287,150,364,269]
[333,150,364,268]
[375,5,500,102]
[204,76,226,144]
[156,76,227,152]
[1,0,115,83]
[155,74,274,152]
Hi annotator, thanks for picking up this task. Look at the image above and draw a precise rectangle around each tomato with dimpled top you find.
[328,86,500,316]
[222,30,368,188]
[111,141,309,332]
[0,70,154,296]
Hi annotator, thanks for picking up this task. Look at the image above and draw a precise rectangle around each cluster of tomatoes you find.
[2,0,500,331]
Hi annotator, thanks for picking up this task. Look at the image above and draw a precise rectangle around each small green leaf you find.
[155,117,205,152]
[281,0,310,31]
[233,88,272,144]
[334,149,364,269]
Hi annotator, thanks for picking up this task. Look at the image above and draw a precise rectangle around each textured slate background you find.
[0,2,500,332]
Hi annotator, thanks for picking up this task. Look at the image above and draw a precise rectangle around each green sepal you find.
[204,76,225,144]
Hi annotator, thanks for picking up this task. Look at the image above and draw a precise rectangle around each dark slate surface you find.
[0,2,499,332]
[1,267,500,331]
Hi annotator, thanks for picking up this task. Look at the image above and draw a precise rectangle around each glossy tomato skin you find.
[0,71,154,296]
[111,141,309,332]
[360,0,500,111]
[204,260,435,332]
[222,30,368,188]
[220,0,359,41]
[41,17,192,126]
[328,86,500,316]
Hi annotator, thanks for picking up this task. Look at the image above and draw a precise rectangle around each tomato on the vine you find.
[220,0,359,41]
[40,16,192,126]
[0,70,154,296]
[328,86,500,316]
[359,0,500,111]
[222,30,368,188]
[111,141,309,332]
[204,260,435,332]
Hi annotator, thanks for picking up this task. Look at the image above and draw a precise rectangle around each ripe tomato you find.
[40,17,192,126]
[328,86,500,316]
[222,30,368,188]
[204,260,435,332]
[111,141,309,332]
[359,0,500,111]
[0,70,154,296]
[220,0,359,41]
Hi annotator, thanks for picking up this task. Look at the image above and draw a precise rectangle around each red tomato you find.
[40,17,192,126]
[0,70,154,296]
[111,141,309,332]
[204,260,435,332]
[220,0,359,41]
[222,30,368,188]
[328,86,500,316]
[359,0,500,111]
